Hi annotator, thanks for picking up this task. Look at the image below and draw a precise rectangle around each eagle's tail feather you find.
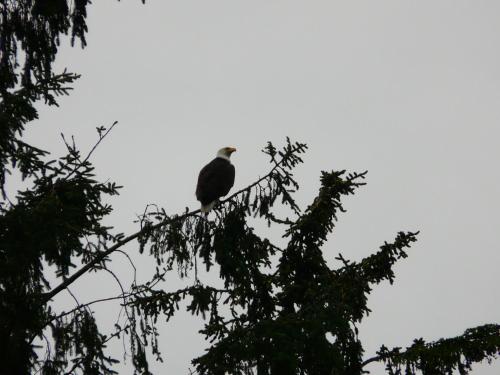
[201,201,216,213]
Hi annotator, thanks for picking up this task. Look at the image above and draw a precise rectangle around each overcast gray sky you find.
[24,1,500,373]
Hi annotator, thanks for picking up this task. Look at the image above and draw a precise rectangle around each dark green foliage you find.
[0,0,89,190]
[1,1,498,375]
[134,142,498,375]
[43,310,119,375]
[0,70,80,193]
[0,0,90,91]
[0,129,122,373]
[0,2,122,373]
[373,324,500,375]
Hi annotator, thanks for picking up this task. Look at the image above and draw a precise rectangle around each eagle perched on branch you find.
[196,147,236,213]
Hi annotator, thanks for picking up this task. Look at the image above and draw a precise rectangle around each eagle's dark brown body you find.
[196,157,235,210]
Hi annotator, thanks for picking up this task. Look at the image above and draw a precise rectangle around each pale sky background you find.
[20,1,500,374]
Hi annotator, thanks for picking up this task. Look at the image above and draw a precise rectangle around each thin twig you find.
[103,323,131,344]
[63,121,118,181]
[66,287,81,307]
[115,249,137,285]
[64,359,83,375]
[50,294,130,322]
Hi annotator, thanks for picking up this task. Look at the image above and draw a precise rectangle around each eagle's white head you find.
[216,147,237,161]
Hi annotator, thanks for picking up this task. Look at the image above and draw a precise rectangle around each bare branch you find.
[63,121,118,181]
[50,295,128,323]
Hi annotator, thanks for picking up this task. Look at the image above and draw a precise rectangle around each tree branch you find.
[361,324,500,371]
[42,146,300,304]
[361,354,386,367]
[49,294,131,324]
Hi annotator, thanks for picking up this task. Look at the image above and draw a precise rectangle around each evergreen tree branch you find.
[336,231,420,287]
[41,229,177,304]
[362,324,500,374]
[42,144,305,304]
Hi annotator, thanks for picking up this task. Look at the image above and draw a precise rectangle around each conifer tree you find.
[1,1,498,374]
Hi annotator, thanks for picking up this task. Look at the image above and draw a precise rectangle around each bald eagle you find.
[196,147,236,213]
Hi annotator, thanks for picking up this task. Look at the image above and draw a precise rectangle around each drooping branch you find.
[41,212,197,304]
[42,142,307,304]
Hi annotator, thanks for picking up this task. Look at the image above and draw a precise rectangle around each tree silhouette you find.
[0,1,498,374]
